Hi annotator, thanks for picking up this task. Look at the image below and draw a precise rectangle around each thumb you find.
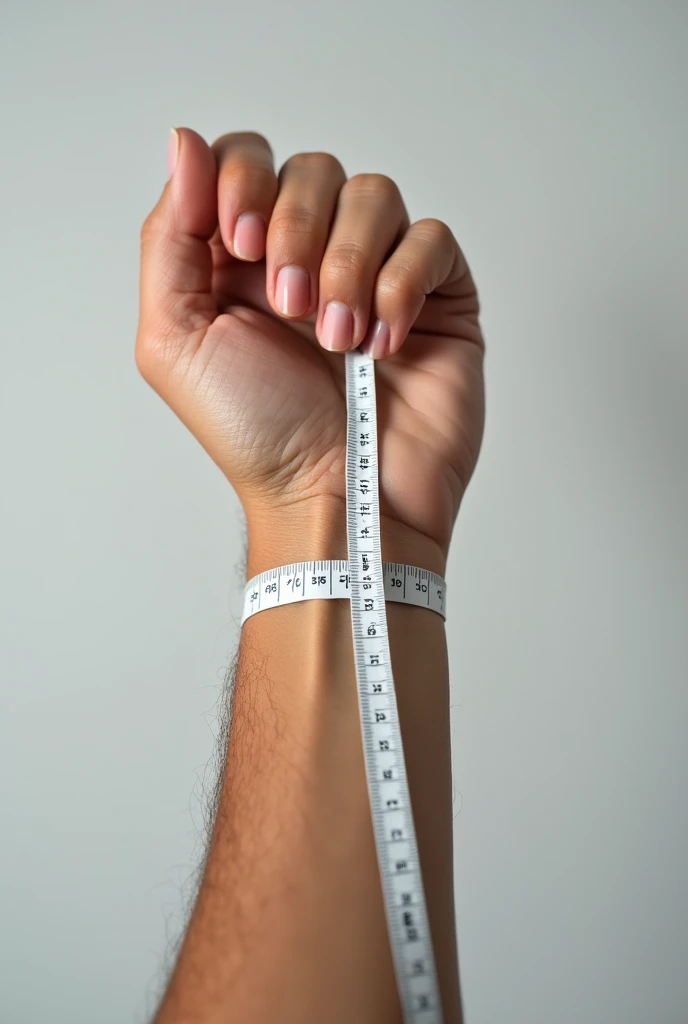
[136,127,218,386]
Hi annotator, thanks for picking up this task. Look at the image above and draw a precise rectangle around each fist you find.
[136,129,485,554]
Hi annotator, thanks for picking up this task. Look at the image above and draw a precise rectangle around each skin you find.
[136,127,485,1023]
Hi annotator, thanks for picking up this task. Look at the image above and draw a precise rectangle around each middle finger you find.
[316,174,409,352]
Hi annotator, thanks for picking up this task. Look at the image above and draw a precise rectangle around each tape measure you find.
[241,351,445,1021]
[241,561,446,624]
[343,349,443,1022]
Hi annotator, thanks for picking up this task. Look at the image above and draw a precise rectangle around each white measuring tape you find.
[241,560,446,624]
[344,350,443,1021]
[241,351,444,1022]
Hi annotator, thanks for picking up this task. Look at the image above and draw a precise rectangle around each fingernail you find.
[167,128,179,179]
[360,319,390,359]
[321,301,354,352]
[275,266,310,317]
[234,212,266,261]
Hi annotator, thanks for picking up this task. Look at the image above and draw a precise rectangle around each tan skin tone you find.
[137,128,485,1023]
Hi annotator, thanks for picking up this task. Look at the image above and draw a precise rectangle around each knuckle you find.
[213,130,273,158]
[237,130,272,152]
[376,264,424,313]
[416,217,454,248]
[283,151,344,178]
[322,241,368,281]
[345,173,400,202]
[226,161,275,191]
[269,205,321,239]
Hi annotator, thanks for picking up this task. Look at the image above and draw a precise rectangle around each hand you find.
[136,129,485,558]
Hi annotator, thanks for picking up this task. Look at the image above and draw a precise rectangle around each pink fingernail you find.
[167,128,179,179]
[233,212,266,261]
[320,301,354,352]
[361,319,390,359]
[275,266,310,317]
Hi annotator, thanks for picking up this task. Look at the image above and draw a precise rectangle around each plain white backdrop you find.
[1,1,686,1021]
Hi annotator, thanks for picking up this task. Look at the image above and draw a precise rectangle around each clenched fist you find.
[136,129,485,561]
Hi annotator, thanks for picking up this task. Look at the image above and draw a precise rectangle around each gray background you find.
[1,1,686,1021]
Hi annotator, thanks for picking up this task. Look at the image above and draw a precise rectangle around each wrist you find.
[245,495,447,579]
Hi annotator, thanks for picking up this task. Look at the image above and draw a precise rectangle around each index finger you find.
[211,132,277,262]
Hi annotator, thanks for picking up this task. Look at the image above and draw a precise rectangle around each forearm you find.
[155,499,462,1023]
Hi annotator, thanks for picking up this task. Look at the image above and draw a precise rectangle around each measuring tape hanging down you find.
[344,350,443,1022]
[240,351,445,1022]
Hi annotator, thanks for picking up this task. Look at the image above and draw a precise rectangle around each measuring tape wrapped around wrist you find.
[241,351,445,1023]
[241,560,446,624]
